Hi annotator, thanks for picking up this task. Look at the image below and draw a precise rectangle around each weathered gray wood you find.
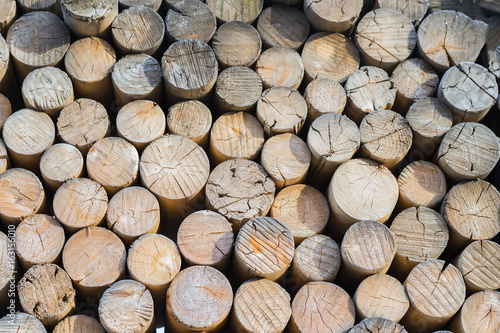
[165,0,216,43]
[206,0,263,24]
[374,0,429,26]
[61,0,118,40]
[303,0,362,33]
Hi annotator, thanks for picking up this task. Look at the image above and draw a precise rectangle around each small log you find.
[438,62,498,123]
[0,230,18,315]
[349,317,408,333]
[21,67,74,119]
[303,78,347,124]
[166,266,233,332]
[270,184,329,244]
[0,168,47,226]
[61,0,118,40]
[0,35,18,105]
[303,0,362,34]
[166,100,212,150]
[111,54,162,109]
[116,100,166,151]
[230,279,291,333]
[0,93,11,131]
[165,0,216,43]
[400,259,466,333]
[374,0,429,26]
[344,66,396,125]
[57,98,110,155]
[98,280,154,333]
[53,178,108,234]
[232,216,294,283]
[209,111,265,166]
[17,0,61,15]
[205,159,275,232]
[417,10,488,74]
[177,210,233,272]
[64,37,116,108]
[206,0,263,24]
[289,281,355,333]
[256,5,309,50]
[0,0,16,36]
[354,274,409,322]
[301,32,360,84]
[0,312,46,333]
[18,264,76,327]
[483,16,500,80]
[0,138,9,174]
[111,6,164,56]
[120,0,161,10]
[107,186,160,247]
[39,143,84,194]
[255,47,304,90]
[437,122,500,182]
[53,315,105,333]
[15,214,65,271]
[6,11,70,80]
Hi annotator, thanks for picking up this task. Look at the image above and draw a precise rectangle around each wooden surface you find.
[374,0,429,26]
[119,0,161,10]
[0,230,17,316]
[17,0,61,14]
[349,317,408,333]
[53,315,105,333]
[0,35,18,106]
[304,0,362,33]
[206,0,263,24]
[61,0,118,39]
[39,143,84,193]
[483,16,500,80]
[0,312,47,333]
[166,100,212,150]
[303,78,347,124]
[214,66,262,113]
[0,138,8,174]
[0,93,11,131]
[255,47,303,90]
[165,0,216,43]
[0,0,16,36]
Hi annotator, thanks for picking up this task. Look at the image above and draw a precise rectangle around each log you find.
[0,168,47,226]
[53,178,108,234]
[303,0,362,34]
[232,216,294,283]
[98,280,154,333]
[209,111,265,166]
[165,0,216,43]
[61,0,118,40]
[301,32,360,84]
[64,37,116,108]
[6,11,70,80]
[343,66,396,125]
[438,62,498,123]
[303,78,347,124]
[166,100,212,150]
[111,54,162,109]
[205,159,275,232]
[177,210,233,272]
[0,138,9,174]
[230,279,291,333]
[211,21,261,69]
[417,10,488,74]
[374,0,429,26]
[0,229,17,316]
[39,143,84,194]
[256,5,309,50]
[400,259,466,333]
[111,6,164,56]
[0,93,10,131]
[349,318,408,333]
[56,98,110,155]
[0,35,18,105]
[17,0,61,15]
[437,122,500,182]
[270,184,329,245]
[483,16,500,80]
[0,312,46,332]
[0,0,16,36]
[166,266,233,332]
[21,67,74,119]
[353,274,409,322]
[255,47,304,90]
[107,186,160,247]
[116,100,166,151]
[289,281,355,333]
[15,214,65,271]
[53,315,105,333]
[206,0,263,24]
[17,263,76,327]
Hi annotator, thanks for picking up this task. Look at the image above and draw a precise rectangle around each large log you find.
[166,100,212,150]
[165,0,216,44]
[303,78,346,124]
[303,0,362,34]
[61,0,118,40]
[255,47,304,90]
[39,143,84,194]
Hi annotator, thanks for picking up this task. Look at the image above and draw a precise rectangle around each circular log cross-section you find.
[303,78,347,123]
[61,0,118,39]
[39,143,84,194]
[206,0,263,24]
[350,317,408,333]
[0,0,16,36]
[165,0,216,43]
[375,0,429,26]
[255,47,304,90]
[304,0,362,34]
[166,100,212,150]
[53,315,105,333]
[0,311,47,333]
[0,230,17,314]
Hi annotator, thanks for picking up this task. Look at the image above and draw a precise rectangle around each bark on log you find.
[304,0,362,34]
[0,138,8,174]
[374,0,429,26]
[53,315,105,333]
[349,318,408,333]
[61,0,118,40]
[206,0,263,24]
[0,312,46,333]
[0,0,16,36]
[255,47,303,90]
[39,143,84,194]
[165,0,216,44]
[166,100,212,150]
[303,78,346,124]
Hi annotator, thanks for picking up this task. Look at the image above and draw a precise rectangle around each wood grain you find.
[0,312,47,332]
[304,0,362,33]
[303,78,346,123]
[206,0,263,24]
[374,0,429,26]
[255,47,304,90]
[53,315,105,333]
[165,0,216,43]
[39,143,84,193]
[61,0,118,39]
[166,100,212,150]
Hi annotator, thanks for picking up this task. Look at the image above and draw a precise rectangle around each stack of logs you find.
[0,0,499,332]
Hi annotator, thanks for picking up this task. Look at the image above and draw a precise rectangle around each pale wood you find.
[483,16,500,80]
[111,54,162,109]
[359,109,413,170]
[0,34,18,105]
[15,214,65,271]
[0,168,47,226]
[61,0,118,39]
[303,78,347,124]
[417,10,488,74]
[57,98,110,155]
[64,37,116,107]
[206,0,263,24]
[53,315,105,333]
[165,0,216,43]
[349,318,408,333]
[111,6,164,56]
[452,240,500,293]
[374,0,429,26]
[0,0,16,36]
[6,11,70,80]
[438,62,498,123]
[212,21,261,69]
[120,0,161,10]
[0,312,46,332]
[437,122,500,182]
[0,138,9,174]
[301,32,360,84]
[304,0,362,34]
[53,178,108,234]
[428,0,488,21]
[0,93,10,131]
[400,259,466,333]
[205,159,275,232]
[177,210,233,271]
[39,143,84,193]
[0,230,18,315]
[256,5,309,50]
[99,280,154,333]
[17,0,61,15]
[107,186,160,247]
[166,100,212,150]
[389,207,449,279]
[166,266,232,333]
[255,47,303,90]
[140,134,210,221]
[353,274,409,322]
[209,111,265,166]
[18,264,76,327]
[289,281,355,333]
[344,66,396,125]
[230,279,291,333]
